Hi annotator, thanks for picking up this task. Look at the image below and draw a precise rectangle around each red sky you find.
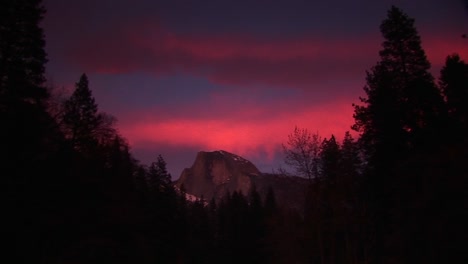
[43,0,468,178]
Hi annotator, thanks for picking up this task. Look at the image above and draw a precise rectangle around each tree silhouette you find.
[4,1,467,262]
[282,126,321,181]
[148,154,173,191]
[264,186,277,218]
[62,74,116,152]
[338,131,365,264]
[352,6,449,263]
[440,54,468,132]
[0,0,48,104]
[0,1,70,262]
[340,131,362,180]
[320,135,340,184]
[354,6,444,156]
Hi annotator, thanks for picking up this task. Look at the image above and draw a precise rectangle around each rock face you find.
[175,150,309,210]
[175,150,261,200]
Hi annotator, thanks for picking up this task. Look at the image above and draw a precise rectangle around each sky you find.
[42,0,468,179]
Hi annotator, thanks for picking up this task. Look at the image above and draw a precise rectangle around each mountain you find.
[175,150,260,200]
[175,150,308,210]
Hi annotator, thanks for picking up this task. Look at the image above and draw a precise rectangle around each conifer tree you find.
[352,6,446,262]
[62,74,116,152]
[0,0,52,166]
[320,135,340,184]
[338,132,363,263]
[435,54,468,263]
[353,6,444,160]
[264,186,277,217]
[439,54,468,131]
[62,74,99,149]
[0,0,48,104]
[340,131,361,179]
[148,155,173,195]
[0,1,67,262]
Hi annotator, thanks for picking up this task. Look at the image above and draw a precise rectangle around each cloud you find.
[65,18,467,93]
[64,21,381,89]
[43,0,468,179]
[119,96,355,163]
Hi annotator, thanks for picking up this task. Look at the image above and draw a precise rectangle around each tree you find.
[264,186,277,218]
[435,54,468,263]
[133,163,149,200]
[0,0,52,169]
[148,154,172,193]
[337,131,364,264]
[247,185,267,263]
[282,126,321,181]
[105,136,135,192]
[353,6,445,159]
[0,1,70,262]
[147,154,176,214]
[0,0,48,104]
[62,74,97,147]
[61,74,116,151]
[320,135,341,184]
[352,6,447,263]
[439,54,468,132]
[339,131,361,179]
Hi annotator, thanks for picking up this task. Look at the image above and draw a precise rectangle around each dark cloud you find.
[42,0,468,175]
[57,23,380,91]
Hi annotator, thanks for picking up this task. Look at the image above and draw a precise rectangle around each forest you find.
[2,1,467,263]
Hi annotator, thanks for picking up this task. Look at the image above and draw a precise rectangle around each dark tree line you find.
[282,6,468,264]
[0,2,286,263]
[353,6,468,264]
[2,1,467,263]
[282,130,364,264]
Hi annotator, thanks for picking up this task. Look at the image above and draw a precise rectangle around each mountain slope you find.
[175,150,308,209]
[175,150,260,200]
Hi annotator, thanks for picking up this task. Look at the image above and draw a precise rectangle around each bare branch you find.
[281,126,322,181]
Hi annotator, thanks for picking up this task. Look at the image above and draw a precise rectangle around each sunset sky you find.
[42,0,468,178]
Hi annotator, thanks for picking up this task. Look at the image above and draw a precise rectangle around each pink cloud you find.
[68,21,466,90]
[119,98,355,162]
[66,21,467,166]
[67,22,381,89]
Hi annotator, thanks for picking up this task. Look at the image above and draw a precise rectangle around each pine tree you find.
[62,74,98,149]
[439,54,468,132]
[148,155,172,194]
[318,135,343,264]
[0,0,48,104]
[320,135,340,184]
[338,132,364,264]
[352,6,446,263]
[61,74,116,152]
[0,0,52,168]
[340,131,361,179]
[353,6,445,160]
[435,54,468,263]
[264,186,277,218]
[0,1,69,262]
